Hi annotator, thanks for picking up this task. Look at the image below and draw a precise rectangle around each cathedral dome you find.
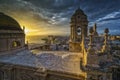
[0,12,22,31]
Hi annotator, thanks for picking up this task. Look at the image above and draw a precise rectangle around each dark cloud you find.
[0,0,120,35]
[99,17,120,22]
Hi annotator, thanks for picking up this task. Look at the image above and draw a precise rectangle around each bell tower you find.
[69,8,88,52]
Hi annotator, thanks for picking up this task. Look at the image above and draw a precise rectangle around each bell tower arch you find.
[69,8,88,52]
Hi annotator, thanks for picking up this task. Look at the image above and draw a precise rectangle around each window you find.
[78,16,80,18]
[12,41,21,48]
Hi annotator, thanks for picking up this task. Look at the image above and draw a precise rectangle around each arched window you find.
[77,27,81,35]
[13,41,17,47]
[12,41,21,48]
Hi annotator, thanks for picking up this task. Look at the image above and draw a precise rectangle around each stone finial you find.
[104,28,109,45]
[104,28,109,34]
[102,28,110,52]
[88,27,95,54]
[23,26,25,31]
[89,27,94,34]
[93,23,97,31]
[89,27,94,45]
[93,23,98,36]
[87,27,99,66]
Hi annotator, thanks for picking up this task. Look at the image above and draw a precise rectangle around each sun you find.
[25,28,29,34]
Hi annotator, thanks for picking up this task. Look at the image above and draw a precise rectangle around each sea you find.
[26,35,47,44]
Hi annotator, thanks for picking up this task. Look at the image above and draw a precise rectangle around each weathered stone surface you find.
[0,63,84,80]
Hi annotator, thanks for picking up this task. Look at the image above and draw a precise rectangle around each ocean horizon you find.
[26,35,69,44]
[26,35,47,44]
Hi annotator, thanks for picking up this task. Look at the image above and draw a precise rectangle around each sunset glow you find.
[0,0,120,36]
[0,1,120,80]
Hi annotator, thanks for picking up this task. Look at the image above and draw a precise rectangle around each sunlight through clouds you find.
[0,0,120,35]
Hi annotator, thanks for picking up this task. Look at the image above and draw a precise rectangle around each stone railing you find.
[0,62,85,80]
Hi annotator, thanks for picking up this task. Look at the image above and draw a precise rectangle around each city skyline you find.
[0,0,120,36]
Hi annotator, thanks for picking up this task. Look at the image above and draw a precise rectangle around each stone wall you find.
[0,31,25,52]
[0,62,85,80]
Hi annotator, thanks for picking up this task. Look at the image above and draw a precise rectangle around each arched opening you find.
[76,26,81,41]
[12,41,21,48]
[77,27,81,36]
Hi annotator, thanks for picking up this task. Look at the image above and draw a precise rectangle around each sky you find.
[0,0,120,36]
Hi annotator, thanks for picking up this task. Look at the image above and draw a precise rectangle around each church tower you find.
[69,8,88,52]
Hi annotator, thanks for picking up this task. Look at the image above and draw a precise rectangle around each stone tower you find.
[69,8,88,52]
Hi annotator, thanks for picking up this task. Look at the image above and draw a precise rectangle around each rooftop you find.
[0,50,84,75]
[0,12,22,31]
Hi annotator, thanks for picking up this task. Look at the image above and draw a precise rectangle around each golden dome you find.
[0,12,22,31]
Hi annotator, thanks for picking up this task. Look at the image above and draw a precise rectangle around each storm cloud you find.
[0,0,120,35]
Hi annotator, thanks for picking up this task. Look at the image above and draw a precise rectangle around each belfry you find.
[69,8,88,52]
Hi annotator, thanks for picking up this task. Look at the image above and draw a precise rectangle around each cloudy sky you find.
[0,0,120,36]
